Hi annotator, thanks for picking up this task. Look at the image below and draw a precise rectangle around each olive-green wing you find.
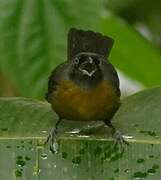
[45,62,68,102]
[101,60,120,97]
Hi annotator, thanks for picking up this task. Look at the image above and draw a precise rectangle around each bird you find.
[45,28,127,152]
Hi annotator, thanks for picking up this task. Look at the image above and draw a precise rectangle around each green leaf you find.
[100,12,161,87]
[0,86,161,179]
[103,0,138,13]
[0,0,161,99]
[0,0,102,98]
[105,0,161,50]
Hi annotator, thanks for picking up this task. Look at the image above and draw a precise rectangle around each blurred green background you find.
[0,0,161,99]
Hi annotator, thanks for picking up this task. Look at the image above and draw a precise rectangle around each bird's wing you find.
[101,60,120,97]
[45,62,68,102]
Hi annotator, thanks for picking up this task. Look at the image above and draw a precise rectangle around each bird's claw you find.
[44,128,59,153]
[113,130,129,146]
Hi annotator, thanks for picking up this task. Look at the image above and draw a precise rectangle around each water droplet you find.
[25,156,31,161]
[42,130,47,133]
[54,164,57,168]
[137,158,145,163]
[41,153,47,160]
[123,135,133,139]
[132,171,147,179]
[66,128,80,134]
[149,155,155,158]
[16,159,26,167]
[77,134,90,138]
[124,169,130,173]
[147,168,156,175]
[15,170,22,177]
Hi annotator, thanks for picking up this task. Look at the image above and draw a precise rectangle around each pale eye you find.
[88,56,93,63]
[74,57,79,65]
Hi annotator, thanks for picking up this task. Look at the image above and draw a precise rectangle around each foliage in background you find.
[0,0,161,99]
[105,0,161,49]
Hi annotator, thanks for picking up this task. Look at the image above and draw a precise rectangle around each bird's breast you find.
[49,80,120,121]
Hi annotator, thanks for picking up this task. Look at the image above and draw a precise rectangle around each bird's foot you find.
[44,127,59,154]
[50,139,59,154]
[112,130,129,146]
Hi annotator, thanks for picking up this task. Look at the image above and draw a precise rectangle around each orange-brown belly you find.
[49,80,120,121]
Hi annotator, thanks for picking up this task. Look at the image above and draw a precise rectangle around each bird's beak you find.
[81,69,96,77]
[79,57,96,77]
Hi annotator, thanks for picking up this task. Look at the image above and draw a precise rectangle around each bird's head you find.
[69,52,103,88]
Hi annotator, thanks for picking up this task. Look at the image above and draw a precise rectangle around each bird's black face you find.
[69,52,103,88]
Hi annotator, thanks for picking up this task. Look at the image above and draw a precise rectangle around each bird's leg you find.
[45,117,62,153]
[104,121,129,145]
